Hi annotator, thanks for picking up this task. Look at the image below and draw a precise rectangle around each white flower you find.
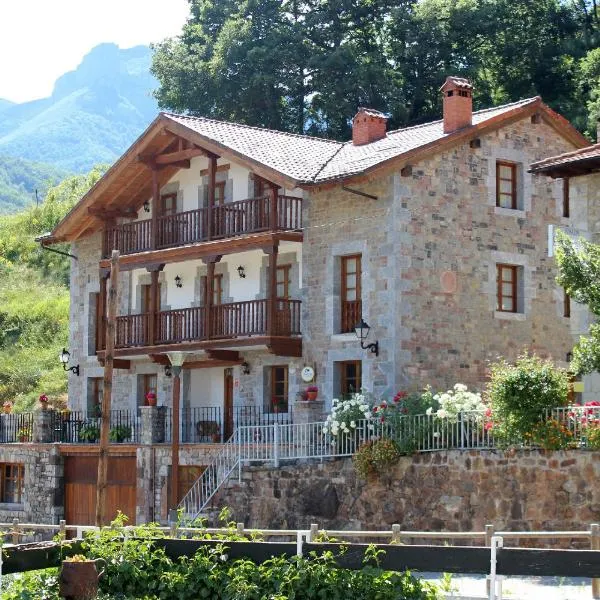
[350,421,356,428]
[322,426,328,434]
[426,407,433,416]
[433,432,440,438]
[340,421,346,429]
[437,409,448,419]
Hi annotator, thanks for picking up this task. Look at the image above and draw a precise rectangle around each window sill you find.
[494,311,526,321]
[0,502,24,511]
[330,333,357,343]
[494,206,525,217]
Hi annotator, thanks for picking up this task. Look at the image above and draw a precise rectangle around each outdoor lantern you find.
[143,200,150,213]
[237,265,246,279]
[566,351,573,363]
[174,275,183,288]
[59,348,80,376]
[354,319,379,357]
[241,361,251,375]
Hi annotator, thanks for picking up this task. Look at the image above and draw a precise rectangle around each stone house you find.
[42,76,587,419]
[10,75,588,525]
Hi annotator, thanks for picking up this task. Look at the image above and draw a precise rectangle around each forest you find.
[152,0,600,140]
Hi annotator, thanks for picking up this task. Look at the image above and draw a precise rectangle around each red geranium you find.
[38,394,49,404]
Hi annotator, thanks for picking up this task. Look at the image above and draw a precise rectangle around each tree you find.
[555,231,600,374]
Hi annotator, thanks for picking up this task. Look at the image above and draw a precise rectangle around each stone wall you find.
[213,450,600,546]
[304,116,578,400]
[0,445,63,524]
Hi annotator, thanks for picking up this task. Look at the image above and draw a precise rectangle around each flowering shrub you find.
[568,401,600,428]
[425,384,486,423]
[586,424,600,450]
[353,438,401,479]
[529,418,575,450]
[322,394,371,437]
[488,354,569,445]
[390,388,438,416]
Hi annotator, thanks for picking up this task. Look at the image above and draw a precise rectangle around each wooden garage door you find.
[64,455,137,525]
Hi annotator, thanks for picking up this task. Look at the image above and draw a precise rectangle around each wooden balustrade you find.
[103,219,152,258]
[115,313,151,348]
[156,307,206,344]
[112,300,301,348]
[102,195,302,258]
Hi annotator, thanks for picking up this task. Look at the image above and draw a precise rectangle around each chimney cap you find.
[353,107,388,121]
[440,76,473,92]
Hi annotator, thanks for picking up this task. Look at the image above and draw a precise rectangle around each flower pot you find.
[307,391,318,401]
[145,394,157,407]
[60,559,104,600]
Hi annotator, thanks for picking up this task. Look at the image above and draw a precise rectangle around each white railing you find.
[178,408,597,520]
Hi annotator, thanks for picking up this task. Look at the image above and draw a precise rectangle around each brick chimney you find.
[440,76,473,134]
[352,107,388,145]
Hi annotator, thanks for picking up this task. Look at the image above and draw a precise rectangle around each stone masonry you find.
[214,449,600,547]
[303,116,578,403]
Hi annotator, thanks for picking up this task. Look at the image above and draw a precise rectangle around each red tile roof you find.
[530,143,600,174]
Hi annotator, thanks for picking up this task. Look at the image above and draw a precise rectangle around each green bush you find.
[487,354,569,445]
[353,438,401,479]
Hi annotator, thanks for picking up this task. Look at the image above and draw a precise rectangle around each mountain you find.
[0,155,67,213]
[0,43,158,173]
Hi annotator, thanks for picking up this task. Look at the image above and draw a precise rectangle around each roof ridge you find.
[161,111,343,146]
[531,141,598,167]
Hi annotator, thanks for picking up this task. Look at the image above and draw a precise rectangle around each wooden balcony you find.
[102,195,302,258]
[109,299,301,351]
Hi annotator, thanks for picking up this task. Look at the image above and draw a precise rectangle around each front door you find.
[224,368,234,440]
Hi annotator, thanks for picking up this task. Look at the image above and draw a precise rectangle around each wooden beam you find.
[268,339,302,357]
[98,232,302,271]
[199,163,230,176]
[97,358,131,370]
[151,168,159,250]
[150,353,170,365]
[153,148,205,165]
[88,207,137,218]
[96,249,119,527]
[205,350,241,362]
[182,359,243,369]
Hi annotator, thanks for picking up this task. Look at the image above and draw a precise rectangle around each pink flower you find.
[38,394,48,404]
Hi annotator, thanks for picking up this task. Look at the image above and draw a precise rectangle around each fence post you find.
[11,518,19,545]
[308,523,318,542]
[273,422,280,468]
[236,522,245,537]
[489,535,503,600]
[59,519,66,542]
[391,524,401,544]
[485,524,495,597]
[170,520,178,539]
[592,523,600,599]
[237,427,242,483]
[460,412,466,450]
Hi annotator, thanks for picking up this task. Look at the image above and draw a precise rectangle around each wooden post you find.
[592,523,600,598]
[269,185,278,230]
[265,245,278,336]
[205,260,215,340]
[96,249,119,527]
[98,274,108,351]
[207,154,217,241]
[148,268,160,345]
[151,168,159,249]
[169,365,182,515]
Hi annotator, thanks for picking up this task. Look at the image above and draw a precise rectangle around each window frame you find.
[496,161,518,210]
[160,192,177,217]
[276,264,291,300]
[88,377,104,416]
[213,181,226,206]
[563,178,570,218]
[268,365,289,413]
[0,463,24,504]
[339,360,362,397]
[341,254,362,333]
[564,290,571,318]
[496,264,518,313]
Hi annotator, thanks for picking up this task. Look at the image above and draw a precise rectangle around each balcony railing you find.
[102,195,302,258]
[112,299,301,349]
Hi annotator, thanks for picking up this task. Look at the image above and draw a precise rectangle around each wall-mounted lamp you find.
[164,365,172,377]
[59,348,80,376]
[355,319,379,357]
[174,275,183,288]
[143,200,150,213]
[237,265,246,279]
[241,361,251,375]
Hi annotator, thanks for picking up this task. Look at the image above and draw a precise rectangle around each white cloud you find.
[0,0,189,103]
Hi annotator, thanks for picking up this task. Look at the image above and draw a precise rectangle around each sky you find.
[0,0,189,103]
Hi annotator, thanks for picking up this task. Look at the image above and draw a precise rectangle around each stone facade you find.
[214,450,600,547]
[304,117,579,403]
[0,445,63,524]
